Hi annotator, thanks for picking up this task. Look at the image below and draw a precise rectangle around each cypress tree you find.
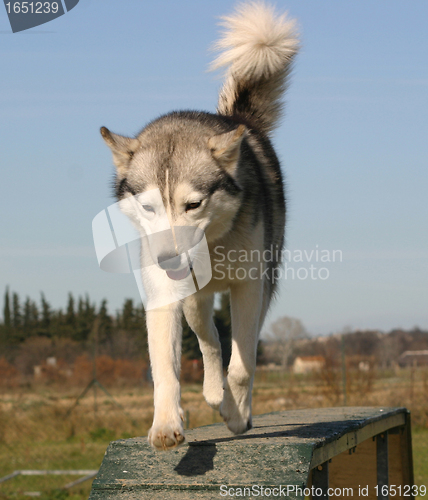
[3,287,11,329]
[66,293,76,328]
[98,299,113,344]
[1,287,12,347]
[121,299,135,331]
[40,293,51,335]
[12,292,22,329]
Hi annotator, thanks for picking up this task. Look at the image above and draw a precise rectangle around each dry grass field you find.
[0,367,427,499]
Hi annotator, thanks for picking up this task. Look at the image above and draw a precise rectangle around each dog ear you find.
[208,124,246,174]
[100,127,140,174]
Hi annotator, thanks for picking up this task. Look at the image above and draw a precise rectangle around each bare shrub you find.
[95,355,117,386]
[0,357,19,388]
[71,354,93,386]
[14,337,54,376]
[71,355,146,387]
[319,355,342,404]
[114,358,147,385]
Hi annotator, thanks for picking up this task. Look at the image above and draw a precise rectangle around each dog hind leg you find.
[221,280,264,434]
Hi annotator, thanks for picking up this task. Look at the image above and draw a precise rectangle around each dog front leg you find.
[146,302,185,450]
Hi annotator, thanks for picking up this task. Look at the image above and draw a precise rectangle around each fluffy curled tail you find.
[211,2,299,135]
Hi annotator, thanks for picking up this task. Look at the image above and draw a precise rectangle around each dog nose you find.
[157,253,181,270]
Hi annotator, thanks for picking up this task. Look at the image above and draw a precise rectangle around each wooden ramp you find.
[89,407,413,499]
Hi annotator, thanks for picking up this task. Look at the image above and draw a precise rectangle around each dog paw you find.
[220,402,252,434]
[148,423,185,451]
[203,379,224,410]
[220,382,252,435]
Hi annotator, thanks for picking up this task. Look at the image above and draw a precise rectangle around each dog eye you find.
[142,205,155,213]
[186,201,202,212]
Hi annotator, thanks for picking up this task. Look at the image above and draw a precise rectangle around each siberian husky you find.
[100,2,299,450]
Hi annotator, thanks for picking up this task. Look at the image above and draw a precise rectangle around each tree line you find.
[0,287,232,366]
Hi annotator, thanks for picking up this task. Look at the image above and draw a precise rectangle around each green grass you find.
[0,440,106,499]
[413,428,428,499]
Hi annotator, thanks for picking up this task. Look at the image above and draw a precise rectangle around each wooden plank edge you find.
[310,413,406,469]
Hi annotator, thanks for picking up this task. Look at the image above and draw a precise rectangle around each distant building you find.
[398,350,428,367]
[292,356,325,374]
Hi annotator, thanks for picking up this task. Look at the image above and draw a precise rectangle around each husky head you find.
[101,112,245,279]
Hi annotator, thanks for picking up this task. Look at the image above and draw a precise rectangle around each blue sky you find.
[1,0,427,335]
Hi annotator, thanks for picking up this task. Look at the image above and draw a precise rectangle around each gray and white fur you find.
[100,2,299,450]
